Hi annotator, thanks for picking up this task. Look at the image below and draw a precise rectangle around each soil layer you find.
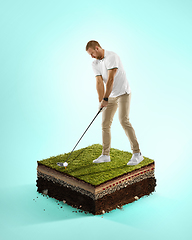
[36,176,156,215]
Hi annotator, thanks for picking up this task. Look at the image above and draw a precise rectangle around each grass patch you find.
[38,144,154,186]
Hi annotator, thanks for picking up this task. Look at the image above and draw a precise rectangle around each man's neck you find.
[101,49,105,59]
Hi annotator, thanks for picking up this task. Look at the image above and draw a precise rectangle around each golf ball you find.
[63,162,68,167]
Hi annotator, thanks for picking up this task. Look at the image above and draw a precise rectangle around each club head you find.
[57,162,64,167]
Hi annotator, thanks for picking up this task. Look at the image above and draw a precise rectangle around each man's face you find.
[87,47,102,60]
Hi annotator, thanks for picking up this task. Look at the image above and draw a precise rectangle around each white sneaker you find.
[127,152,144,166]
[93,155,111,163]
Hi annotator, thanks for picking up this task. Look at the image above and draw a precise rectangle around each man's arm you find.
[100,68,117,108]
[104,68,117,99]
[96,75,105,102]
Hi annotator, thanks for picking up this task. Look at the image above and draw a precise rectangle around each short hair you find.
[86,40,102,51]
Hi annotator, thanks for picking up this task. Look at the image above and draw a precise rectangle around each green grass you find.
[38,144,154,186]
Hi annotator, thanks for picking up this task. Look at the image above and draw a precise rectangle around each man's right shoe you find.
[93,155,111,163]
[127,152,144,166]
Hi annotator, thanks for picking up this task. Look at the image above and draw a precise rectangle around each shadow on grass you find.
[71,147,88,161]
[65,148,136,181]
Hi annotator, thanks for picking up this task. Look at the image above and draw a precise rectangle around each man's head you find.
[86,40,104,60]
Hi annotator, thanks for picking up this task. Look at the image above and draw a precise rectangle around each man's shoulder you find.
[105,50,118,59]
[106,50,115,54]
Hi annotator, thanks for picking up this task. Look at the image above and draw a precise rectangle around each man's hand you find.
[100,99,108,108]
[98,101,107,112]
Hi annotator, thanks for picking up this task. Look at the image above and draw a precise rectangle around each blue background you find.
[0,0,192,239]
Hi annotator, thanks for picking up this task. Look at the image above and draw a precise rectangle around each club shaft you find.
[66,108,102,162]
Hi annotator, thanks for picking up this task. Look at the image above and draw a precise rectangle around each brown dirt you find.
[36,176,156,215]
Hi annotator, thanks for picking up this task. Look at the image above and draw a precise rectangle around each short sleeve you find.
[105,54,119,70]
[92,62,101,76]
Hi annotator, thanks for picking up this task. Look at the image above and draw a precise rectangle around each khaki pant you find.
[102,93,140,155]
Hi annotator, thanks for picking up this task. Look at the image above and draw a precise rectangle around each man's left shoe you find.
[93,155,111,163]
[127,152,144,166]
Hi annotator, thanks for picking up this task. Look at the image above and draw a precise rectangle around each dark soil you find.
[36,177,156,215]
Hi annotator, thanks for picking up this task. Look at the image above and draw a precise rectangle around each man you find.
[86,40,144,166]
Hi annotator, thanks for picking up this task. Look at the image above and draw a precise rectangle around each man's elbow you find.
[107,77,114,84]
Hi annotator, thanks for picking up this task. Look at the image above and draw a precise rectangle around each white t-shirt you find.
[92,50,131,98]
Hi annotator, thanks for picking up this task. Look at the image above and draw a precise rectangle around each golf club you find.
[57,107,103,168]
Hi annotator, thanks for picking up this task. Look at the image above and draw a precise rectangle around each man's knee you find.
[102,119,113,131]
[119,116,130,127]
